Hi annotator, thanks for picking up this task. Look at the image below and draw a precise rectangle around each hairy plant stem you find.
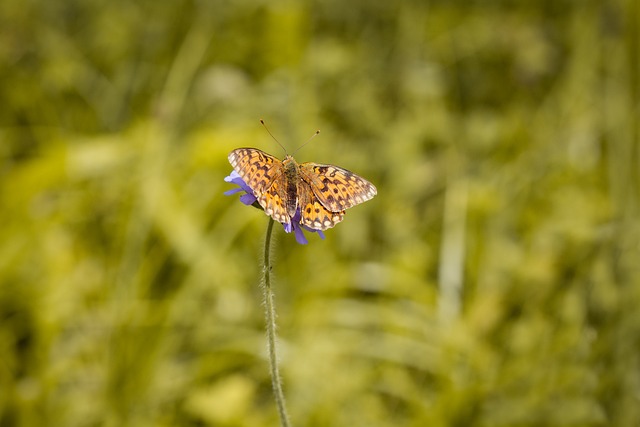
[262,218,291,427]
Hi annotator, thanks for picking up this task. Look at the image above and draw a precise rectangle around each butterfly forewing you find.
[299,163,377,212]
[228,148,281,196]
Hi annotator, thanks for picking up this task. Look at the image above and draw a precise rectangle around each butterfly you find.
[228,148,377,231]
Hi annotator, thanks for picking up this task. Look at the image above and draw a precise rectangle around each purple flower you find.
[224,171,257,205]
[225,171,325,245]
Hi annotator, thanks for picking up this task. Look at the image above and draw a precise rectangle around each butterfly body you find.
[282,156,301,218]
[228,148,377,231]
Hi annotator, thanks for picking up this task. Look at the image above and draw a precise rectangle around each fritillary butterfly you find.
[228,147,377,230]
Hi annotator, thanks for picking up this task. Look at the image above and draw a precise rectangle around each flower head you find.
[225,171,325,244]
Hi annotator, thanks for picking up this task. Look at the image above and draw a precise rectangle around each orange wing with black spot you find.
[297,181,345,230]
[228,148,282,196]
[298,163,377,212]
[229,147,291,225]
[258,171,291,225]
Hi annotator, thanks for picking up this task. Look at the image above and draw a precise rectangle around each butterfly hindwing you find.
[297,181,345,231]
[257,171,290,225]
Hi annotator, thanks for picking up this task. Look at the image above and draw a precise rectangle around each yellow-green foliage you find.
[1,0,638,426]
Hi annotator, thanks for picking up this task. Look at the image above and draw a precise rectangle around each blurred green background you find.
[1,0,639,426]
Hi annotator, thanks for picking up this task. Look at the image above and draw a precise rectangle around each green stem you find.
[262,218,291,427]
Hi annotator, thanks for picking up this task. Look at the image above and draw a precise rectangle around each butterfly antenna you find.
[260,119,288,155]
[291,129,321,156]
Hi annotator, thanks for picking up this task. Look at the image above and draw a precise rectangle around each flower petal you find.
[292,224,309,245]
[239,193,258,205]
[224,187,244,196]
[223,171,239,182]
[224,171,254,194]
